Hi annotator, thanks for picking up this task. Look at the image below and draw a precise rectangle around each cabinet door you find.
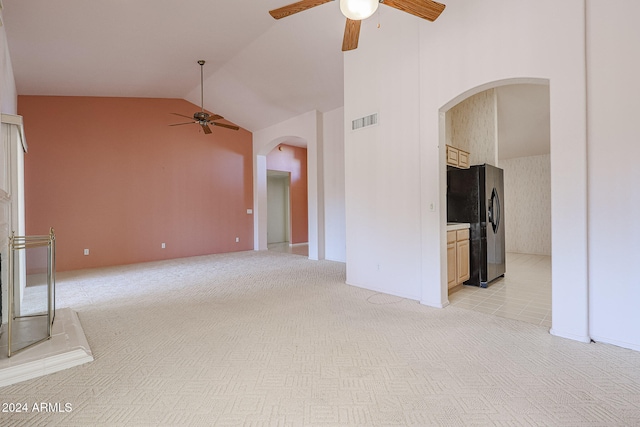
[447,231,457,288]
[458,150,470,169]
[446,145,459,167]
[457,238,470,284]
[447,242,457,288]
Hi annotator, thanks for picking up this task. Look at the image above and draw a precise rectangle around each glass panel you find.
[10,244,50,355]
[22,245,49,316]
[7,231,55,357]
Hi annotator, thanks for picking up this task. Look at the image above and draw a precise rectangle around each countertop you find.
[447,222,470,231]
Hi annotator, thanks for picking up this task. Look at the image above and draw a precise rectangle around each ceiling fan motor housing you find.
[194,111,209,121]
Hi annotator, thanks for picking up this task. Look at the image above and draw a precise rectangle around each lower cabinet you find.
[447,232,458,288]
[447,228,470,289]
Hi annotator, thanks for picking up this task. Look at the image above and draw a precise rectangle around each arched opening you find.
[254,136,311,257]
[440,78,552,328]
[265,143,309,257]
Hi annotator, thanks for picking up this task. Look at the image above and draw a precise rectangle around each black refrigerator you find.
[447,164,505,287]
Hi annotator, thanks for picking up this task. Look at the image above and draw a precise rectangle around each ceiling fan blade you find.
[172,112,195,120]
[269,0,334,19]
[169,122,196,126]
[201,124,213,134]
[342,18,361,52]
[212,122,240,131]
[381,0,446,22]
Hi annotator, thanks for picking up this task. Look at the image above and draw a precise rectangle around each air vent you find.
[351,113,378,131]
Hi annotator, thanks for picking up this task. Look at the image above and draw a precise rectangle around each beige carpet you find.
[2,250,640,426]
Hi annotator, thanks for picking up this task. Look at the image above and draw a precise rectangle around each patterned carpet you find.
[2,250,640,426]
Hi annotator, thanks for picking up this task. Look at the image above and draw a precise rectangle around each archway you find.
[439,78,552,327]
[254,135,306,248]
[265,143,309,256]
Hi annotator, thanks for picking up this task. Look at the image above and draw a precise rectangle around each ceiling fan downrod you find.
[198,60,205,113]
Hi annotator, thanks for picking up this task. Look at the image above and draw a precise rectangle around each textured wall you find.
[449,89,497,166]
[266,144,308,244]
[20,96,254,271]
[501,154,551,255]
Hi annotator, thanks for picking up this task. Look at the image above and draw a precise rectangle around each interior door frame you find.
[266,170,291,245]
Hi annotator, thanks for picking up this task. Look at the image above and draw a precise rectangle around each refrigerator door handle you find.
[494,189,501,232]
[489,188,500,233]
[488,196,494,224]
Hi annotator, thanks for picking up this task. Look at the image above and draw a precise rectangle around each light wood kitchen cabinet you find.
[447,231,457,288]
[456,229,470,284]
[446,145,470,169]
[447,228,470,289]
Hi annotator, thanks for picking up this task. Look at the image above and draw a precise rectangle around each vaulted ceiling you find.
[3,0,347,132]
[4,1,550,158]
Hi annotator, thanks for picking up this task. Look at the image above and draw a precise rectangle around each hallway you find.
[267,242,309,257]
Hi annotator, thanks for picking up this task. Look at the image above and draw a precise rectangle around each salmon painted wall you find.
[19,96,253,271]
[266,144,308,244]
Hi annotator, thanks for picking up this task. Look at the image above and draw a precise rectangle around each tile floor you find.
[448,252,552,328]
[267,242,309,257]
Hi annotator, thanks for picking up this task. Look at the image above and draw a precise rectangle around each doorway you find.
[266,168,309,257]
[443,83,552,327]
[267,170,291,246]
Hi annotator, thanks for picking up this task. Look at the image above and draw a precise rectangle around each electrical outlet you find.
[235,237,239,243]
[161,243,166,249]
[84,249,89,256]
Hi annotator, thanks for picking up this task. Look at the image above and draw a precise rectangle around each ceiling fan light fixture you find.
[340,0,379,20]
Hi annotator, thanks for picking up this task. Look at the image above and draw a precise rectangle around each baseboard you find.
[344,281,419,302]
[589,334,640,352]
[549,328,591,344]
[420,299,449,309]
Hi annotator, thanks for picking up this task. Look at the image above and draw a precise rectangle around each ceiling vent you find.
[351,113,378,131]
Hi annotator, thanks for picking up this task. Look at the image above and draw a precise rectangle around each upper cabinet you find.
[446,145,470,169]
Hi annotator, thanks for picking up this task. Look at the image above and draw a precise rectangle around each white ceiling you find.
[496,84,550,160]
[3,0,347,132]
[4,1,550,158]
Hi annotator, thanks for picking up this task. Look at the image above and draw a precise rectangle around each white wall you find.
[345,0,590,340]
[425,1,589,342]
[344,12,423,300]
[1,19,17,114]
[586,0,640,351]
[323,107,346,262]
[501,154,551,256]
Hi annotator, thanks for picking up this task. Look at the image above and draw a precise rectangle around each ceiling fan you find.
[269,0,446,51]
[170,60,240,134]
